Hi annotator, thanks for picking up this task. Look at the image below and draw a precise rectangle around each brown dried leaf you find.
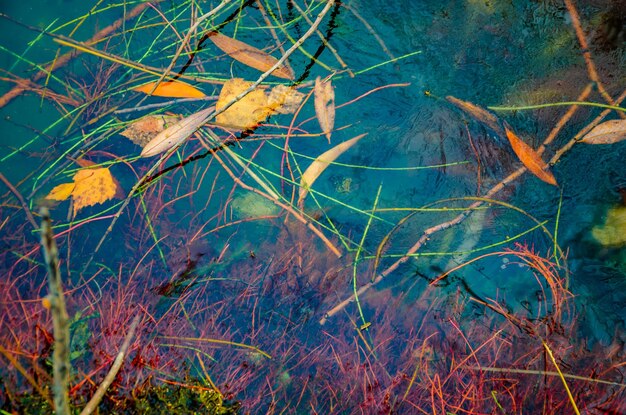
[505,127,557,186]
[581,119,626,144]
[298,133,367,206]
[208,31,294,80]
[215,78,272,130]
[314,77,335,142]
[141,107,214,157]
[267,85,305,114]
[446,96,504,136]
[121,115,180,148]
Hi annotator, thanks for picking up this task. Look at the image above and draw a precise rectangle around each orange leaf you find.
[45,182,75,201]
[314,77,335,143]
[505,127,557,186]
[71,167,119,216]
[133,80,206,98]
[208,31,294,80]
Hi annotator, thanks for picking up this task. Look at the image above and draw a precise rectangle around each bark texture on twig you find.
[39,207,71,415]
[79,313,142,415]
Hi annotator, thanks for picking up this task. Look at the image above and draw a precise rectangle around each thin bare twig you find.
[0,172,38,230]
[150,0,233,94]
[79,313,142,415]
[0,2,161,109]
[39,207,71,415]
[563,0,625,119]
[320,86,626,324]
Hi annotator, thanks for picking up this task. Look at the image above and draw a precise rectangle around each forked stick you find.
[320,87,626,325]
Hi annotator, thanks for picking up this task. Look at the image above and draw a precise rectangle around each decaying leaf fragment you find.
[120,115,180,148]
[141,107,214,158]
[592,205,626,247]
[581,119,626,144]
[267,85,305,114]
[133,80,206,98]
[314,77,335,142]
[298,133,367,206]
[504,127,557,186]
[45,166,120,217]
[208,31,294,80]
[215,79,304,130]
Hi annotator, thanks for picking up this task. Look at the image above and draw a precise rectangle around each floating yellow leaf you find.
[71,167,119,216]
[215,78,272,130]
[298,133,367,206]
[208,31,294,80]
[133,80,206,98]
[121,114,180,148]
[314,77,335,142]
[581,119,626,145]
[505,127,557,186]
[140,107,213,157]
[45,182,75,201]
[591,206,626,247]
[45,166,120,216]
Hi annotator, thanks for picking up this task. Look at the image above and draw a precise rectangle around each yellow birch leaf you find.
[45,182,75,201]
[134,80,206,98]
[208,31,294,80]
[504,127,557,186]
[298,133,367,207]
[314,77,335,143]
[71,167,119,216]
[215,78,272,130]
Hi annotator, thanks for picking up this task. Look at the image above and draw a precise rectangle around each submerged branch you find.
[39,207,71,415]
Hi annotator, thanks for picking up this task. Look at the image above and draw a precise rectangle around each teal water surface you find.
[1,1,625,413]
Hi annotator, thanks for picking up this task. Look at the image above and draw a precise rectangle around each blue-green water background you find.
[1,0,625,411]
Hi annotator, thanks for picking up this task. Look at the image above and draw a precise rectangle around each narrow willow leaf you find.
[314,77,335,142]
[208,31,294,80]
[581,119,626,144]
[505,127,557,186]
[141,107,213,157]
[133,80,206,98]
[446,96,504,136]
[298,133,367,206]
